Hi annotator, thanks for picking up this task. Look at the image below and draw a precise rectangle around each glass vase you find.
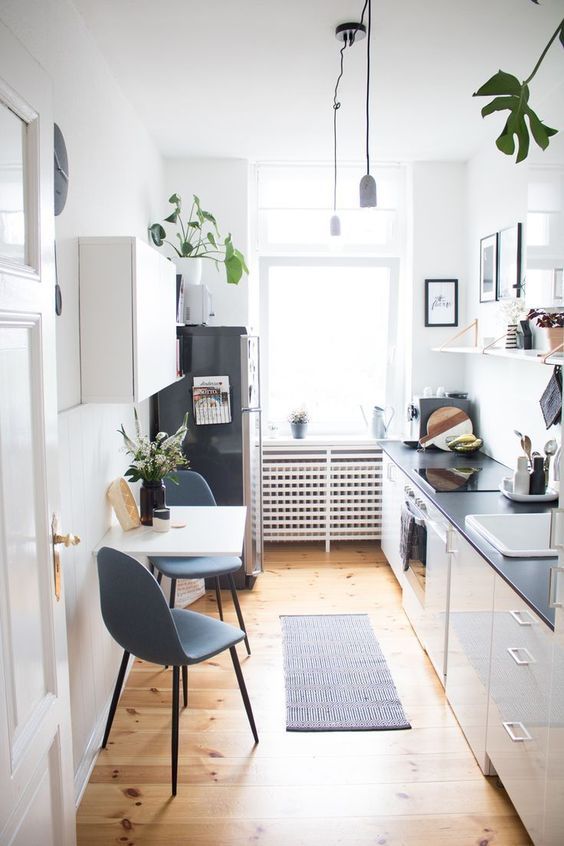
[139,480,166,526]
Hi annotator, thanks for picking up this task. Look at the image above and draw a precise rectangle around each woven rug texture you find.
[280,613,411,731]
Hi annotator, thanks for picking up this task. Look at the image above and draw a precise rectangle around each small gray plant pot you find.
[291,422,307,439]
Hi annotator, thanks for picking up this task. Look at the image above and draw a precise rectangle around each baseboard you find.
[74,655,134,807]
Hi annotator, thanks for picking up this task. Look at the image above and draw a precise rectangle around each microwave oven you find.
[183,283,214,325]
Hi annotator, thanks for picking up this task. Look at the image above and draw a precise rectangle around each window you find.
[255,163,405,435]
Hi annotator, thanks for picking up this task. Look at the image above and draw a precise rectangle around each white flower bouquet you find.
[118,410,189,484]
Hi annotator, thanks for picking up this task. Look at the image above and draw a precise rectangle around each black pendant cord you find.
[365,0,372,177]
[333,41,347,213]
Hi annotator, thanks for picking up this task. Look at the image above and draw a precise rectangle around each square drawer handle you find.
[503,721,533,742]
[507,646,535,666]
[509,609,536,626]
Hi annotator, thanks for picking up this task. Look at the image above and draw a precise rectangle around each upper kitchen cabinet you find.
[79,237,177,403]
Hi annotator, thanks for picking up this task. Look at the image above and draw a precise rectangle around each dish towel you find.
[399,505,417,571]
[539,366,562,429]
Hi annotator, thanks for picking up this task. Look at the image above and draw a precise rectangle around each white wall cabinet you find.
[486,574,552,846]
[446,529,495,774]
[79,237,177,403]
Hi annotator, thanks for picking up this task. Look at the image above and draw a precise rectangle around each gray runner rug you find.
[280,614,411,731]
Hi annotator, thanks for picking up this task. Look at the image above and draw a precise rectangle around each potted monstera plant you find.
[149,193,248,286]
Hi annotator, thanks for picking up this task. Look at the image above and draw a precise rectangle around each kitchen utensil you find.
[419,406,473,450]
[544,438,558,481]
[523,435,532,466]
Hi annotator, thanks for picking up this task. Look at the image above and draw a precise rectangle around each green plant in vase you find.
[149,193,248,286]
[118,410,189,525]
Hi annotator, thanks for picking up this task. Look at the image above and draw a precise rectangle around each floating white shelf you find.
[432,346,564,365]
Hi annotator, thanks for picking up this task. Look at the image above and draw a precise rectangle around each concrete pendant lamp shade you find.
[359,174,377,208]
[330,214,341,236]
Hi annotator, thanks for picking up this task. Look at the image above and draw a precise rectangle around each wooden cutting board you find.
[419,406,473,450]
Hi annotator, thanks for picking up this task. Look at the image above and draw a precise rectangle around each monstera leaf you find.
[474,10,563,163]
[473,70,558,163]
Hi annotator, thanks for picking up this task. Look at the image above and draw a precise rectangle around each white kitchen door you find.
[0,20,76,846]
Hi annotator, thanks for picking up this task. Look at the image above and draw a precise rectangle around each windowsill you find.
[263,434,398,445]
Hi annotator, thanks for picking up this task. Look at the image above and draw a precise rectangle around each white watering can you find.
[360,405,395,439]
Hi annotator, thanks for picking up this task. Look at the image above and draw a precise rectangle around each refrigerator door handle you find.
[242,407,262,414]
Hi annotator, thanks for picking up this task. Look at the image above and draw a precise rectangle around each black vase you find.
[140,480,166,526]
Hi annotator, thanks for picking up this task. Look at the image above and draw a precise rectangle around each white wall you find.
[163,157,250,326]
[464,85,564,469]
[0,0,164,799]
[408,162,467,401]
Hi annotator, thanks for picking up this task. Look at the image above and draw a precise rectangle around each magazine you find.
[192,376,231,425]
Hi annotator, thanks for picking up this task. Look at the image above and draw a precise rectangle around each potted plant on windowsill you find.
[527,308,564,351]
[149,193,248,286]
[288,409,309,439]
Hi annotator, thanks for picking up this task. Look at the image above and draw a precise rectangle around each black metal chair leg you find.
[228,573,250,655]
[171,666,180,796]
[169,577,177,608]
[157,571,163,585]
[148,561,155,575]
[102,649,130,748]
[229,646,258,744]
[182,665,188,708]
[214,577,224,621]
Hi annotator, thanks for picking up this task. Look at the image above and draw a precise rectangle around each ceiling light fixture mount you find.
[335,22,366,46]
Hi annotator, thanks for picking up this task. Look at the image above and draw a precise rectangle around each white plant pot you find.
[174,256,202,286]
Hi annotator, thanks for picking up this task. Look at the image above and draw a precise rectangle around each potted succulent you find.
[149,193,248,286]
[527,308,564,351]
[288,408,309,439]
[118,410,189,525]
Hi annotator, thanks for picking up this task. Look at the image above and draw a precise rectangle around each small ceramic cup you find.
[152,506,171,532]
[501,476,513,493]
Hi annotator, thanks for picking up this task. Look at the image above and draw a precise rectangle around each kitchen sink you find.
[465,512,558,558]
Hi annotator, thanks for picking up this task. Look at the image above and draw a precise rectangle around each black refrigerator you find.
[156,326,263,585]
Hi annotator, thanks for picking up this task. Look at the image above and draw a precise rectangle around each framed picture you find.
[424,278,458,327]
[497,223,522,299]
[480,233,498,302]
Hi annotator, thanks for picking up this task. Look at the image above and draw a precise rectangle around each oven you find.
[401,482,452,685]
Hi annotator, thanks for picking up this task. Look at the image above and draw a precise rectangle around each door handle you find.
[549,566,564,609]
[509,609,536,626]
[507,647,535,666]
[503,721,532,742]
[51,515,80,601]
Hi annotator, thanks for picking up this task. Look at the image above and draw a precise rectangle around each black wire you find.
[359,0,369,29]
[365,0,371,176]
[333,40,347,212]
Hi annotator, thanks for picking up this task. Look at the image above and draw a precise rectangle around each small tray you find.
[499,485,558,503]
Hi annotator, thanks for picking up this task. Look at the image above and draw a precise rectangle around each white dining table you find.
[94,506,247,558]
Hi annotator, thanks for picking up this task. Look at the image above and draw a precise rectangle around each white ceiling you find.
[73,0,564,162]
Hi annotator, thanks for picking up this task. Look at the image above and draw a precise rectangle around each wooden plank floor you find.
[76,543,531,846]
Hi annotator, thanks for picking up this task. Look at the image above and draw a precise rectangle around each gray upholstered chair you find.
[97,546,258,796]
[149,470,251,655]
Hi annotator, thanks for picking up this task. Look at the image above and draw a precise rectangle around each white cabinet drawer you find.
[486,575,552,845]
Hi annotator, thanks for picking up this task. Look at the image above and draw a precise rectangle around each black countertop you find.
[380,441,557,629]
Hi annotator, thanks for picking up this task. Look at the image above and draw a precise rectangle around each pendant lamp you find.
[359,0,376,207]
[330,22,366,237]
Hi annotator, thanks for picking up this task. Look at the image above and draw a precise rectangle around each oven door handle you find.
[405,499,427,525]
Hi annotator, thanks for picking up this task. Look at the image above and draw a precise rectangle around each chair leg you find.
[148,561,154,575]
[171,666,180,796]
[182,665,188,708]
[214,577,224,621]
[229,646,258,744]
[228,573,251,655]
[157,571,163,585]
[169,578,177,608]
[101,649,130,748]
